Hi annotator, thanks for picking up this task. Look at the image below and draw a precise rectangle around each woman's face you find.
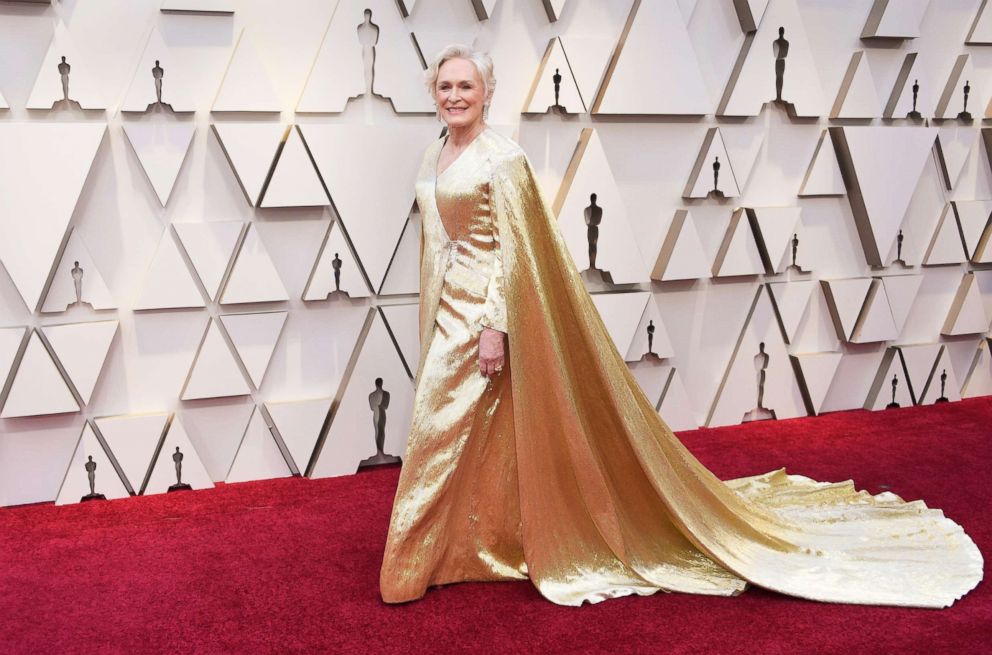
[434,57,487,129]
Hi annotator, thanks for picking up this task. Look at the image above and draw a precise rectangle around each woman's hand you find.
[478,326,506,378]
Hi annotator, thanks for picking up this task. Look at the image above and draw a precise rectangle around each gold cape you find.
[380,126,983,607]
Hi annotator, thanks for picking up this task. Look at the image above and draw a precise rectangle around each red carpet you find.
[2,399,990,654]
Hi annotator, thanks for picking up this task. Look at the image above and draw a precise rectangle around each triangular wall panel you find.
[181,319,252,400]
[259,126,328,208]
[42,320,118,404]
[303,221,371,300]
[27,21,106,109]
[96,413,168,493]
[1,331,79,419]
[592,0,710,115]
[652,210,709,282]
[830,126,937,267]
[552,128,649,284]
[219,311,287,388]
[144,418,214,495]
[42,228,116,313]
[212,30,281,112]
[524,37,585,114]
[173,221,245,302]
[133,229,205,310]
[211,123,287,206]
[0,123,106,311]
[220,224,289,305]
[225,407,292,483]
[55,424,130,505]
[122,118,196,206]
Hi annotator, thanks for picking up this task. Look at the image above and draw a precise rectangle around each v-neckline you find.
[435,126,488,179]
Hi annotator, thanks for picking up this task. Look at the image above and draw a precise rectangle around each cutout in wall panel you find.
[301,123,438,291]
[707,286,807,427]
[311,311,413,478]
[218,310,287,388]
[918,346,961,404]
[225,407,292,483]
[212,31,281,112]
[523,37,585,114]
[96,413,169,493]
[259,126,328,208]
[746,207,802,274]
[552,128,649,285]
[588,292,652,362]
[133,229,206,310]
[830,51,880,119]
[880,274,923,334]
[266,397,332,474]
[865,348,914,411]
[1,331,79,419]
[173,221,245,302]
[303,221,371,300]
[767,280,815,344]
[144,417,214,495]
[220,224,289,305]
[935,126,980,191]
[211,123,287,206]
[0,123,106,312]
[592,0,710,115]
[55,424,130,505]
[26,21,106,109]
[718,0,825,117]
[799,130,845,197]
[42,320,118,404]
[683,128,740,199]
[830,126,937,267]
[181,318,252,400]
[966,0,992,44]
[923,204,968,266]
[934,55,975,121]
[790,351,842,415]
[861,0,928,39]
[297,0,433,113]
[122,118,196,206]
[121,26,230,113]
[850,279,898,344]
[712,209,765,278]
[626,295,674,361]
[883,52,930,120]
[651,210,709,282]
[820,277,873,341]
[42,228,116,313]
[942,273,989,336]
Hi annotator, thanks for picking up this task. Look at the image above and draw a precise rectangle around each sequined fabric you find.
[379,127,983,608]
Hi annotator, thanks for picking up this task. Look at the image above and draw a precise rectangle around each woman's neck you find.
[446,121,487,148]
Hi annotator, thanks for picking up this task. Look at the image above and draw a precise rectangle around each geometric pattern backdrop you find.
[0,0,990,507]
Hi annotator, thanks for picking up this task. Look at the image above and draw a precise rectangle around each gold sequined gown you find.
[379,127,983,607]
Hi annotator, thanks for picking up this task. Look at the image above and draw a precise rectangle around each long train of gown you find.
[379,127,984,607]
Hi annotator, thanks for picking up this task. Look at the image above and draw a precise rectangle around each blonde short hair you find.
[424,44,496,105]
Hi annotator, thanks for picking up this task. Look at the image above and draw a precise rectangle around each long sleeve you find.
[479,169,508,333]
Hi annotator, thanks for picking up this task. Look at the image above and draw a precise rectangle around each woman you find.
[379,45,983,607]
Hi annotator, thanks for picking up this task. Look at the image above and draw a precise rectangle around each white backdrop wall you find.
[0,0,990,507]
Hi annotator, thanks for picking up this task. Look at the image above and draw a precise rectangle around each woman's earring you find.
[483,103,490,121]
[435,104,444,124]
